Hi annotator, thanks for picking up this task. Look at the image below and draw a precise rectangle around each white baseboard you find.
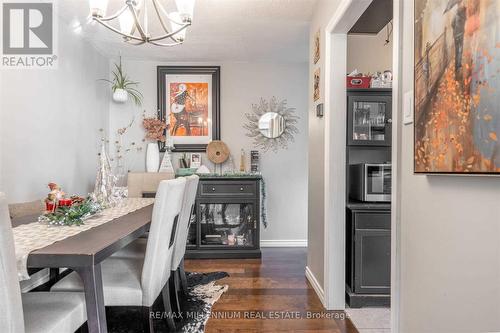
[260,239,307,247]
[305,266,325,307]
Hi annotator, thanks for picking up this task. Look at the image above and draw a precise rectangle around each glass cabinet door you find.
[199,202,256,247]
[348,95,392,146]
[186,213,197,248]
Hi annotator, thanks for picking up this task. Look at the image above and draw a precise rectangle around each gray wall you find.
[308,0,342,288]
[399,0,500,332]
[0,21,109,203]
[107,60,309,242]
[347,25,393,74]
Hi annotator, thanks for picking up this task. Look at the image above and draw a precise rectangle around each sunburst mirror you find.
[244,97,299,153]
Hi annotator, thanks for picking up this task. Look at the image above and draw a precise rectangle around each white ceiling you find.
[58,0,317,62]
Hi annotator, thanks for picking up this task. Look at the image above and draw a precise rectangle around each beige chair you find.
[8,200,44,220]
[127,172,175,198]
[51,178,186,332]
[0,193,87,333]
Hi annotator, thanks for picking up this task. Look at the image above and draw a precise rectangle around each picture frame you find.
[157,66,221,152]
[414,0,500,175]
[313,30,320,64]
[313,68,320,102]
[190,153,202,168]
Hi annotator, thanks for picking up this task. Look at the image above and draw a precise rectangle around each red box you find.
[347,76,371,89]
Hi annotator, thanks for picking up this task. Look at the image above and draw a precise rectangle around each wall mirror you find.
[244,97,300,153]
[258,112,285,138]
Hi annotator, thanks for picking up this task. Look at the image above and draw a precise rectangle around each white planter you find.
[113,88,128,103]
[146,143,160,173]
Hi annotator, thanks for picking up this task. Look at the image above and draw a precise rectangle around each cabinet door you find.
[197,200,258,249]
[348,95,392,146]
[354,229,391,294]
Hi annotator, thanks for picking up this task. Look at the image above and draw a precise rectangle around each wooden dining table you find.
[12,204,154,333]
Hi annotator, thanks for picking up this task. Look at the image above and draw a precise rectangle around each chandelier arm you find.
[124,39,147,46]
[98,5,129,22]
[150,0,178,43]
[148,23,190,42]
[93,17,145,42]
[128,4,147,39]
[148,40,183,47]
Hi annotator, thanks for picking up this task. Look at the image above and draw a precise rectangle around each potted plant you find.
[102,57,143,106]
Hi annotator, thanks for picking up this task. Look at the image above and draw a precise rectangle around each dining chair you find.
[51,178,186,332]
[111,175,200,313]
[0,193,87,333]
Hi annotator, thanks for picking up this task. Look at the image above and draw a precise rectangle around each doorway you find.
[322,0,401,331]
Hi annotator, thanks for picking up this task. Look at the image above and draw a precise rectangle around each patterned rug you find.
[105,271,229,333]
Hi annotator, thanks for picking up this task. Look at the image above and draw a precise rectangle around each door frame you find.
[322,2,402,331]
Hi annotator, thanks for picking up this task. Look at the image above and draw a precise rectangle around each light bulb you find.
[169,12,187,42]
[89,0,108,18]
[175,0,195,22]
[119,10,135,35]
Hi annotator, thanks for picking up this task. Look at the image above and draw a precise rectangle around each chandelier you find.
[89,0,195,47]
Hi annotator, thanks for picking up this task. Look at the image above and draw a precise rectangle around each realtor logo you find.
[1,1,57,68]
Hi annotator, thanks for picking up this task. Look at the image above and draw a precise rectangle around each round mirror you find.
[258,112,285,139]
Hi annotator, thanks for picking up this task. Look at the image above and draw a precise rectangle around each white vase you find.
[113,88,128,103]
[146,143,160,173]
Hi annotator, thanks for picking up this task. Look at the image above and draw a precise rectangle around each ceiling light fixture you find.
[89,0,195,47]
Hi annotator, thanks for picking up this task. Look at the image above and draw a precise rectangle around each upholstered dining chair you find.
[111,175,200,313]
[51,178,186,332]
[0,193,87,333]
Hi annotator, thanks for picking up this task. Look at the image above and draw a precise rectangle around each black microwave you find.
[350,163,391,202]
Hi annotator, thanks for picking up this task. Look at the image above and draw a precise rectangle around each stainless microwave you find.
[350,163,391,202]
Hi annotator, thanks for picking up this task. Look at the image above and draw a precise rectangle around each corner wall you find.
[0,21,109,202]
[398,0,500,332]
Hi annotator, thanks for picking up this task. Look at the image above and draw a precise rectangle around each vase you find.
[146,143,160,172]
[113,88,128,103]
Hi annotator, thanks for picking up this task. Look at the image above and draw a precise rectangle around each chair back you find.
[171,175,199,270]
[140,178,186,306]
[127,172,175,198]
[0,193,25,333]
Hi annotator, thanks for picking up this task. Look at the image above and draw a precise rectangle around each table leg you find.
[74,264,108,333]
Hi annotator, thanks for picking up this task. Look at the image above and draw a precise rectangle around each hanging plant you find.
[101,56,143,106]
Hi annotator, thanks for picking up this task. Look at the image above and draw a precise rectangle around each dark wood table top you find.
[12,204,153,267]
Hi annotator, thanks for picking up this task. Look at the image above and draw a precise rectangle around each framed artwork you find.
[190,153,202,168]
[313,68,320,101]
[314,30,320,64]
[414,0,500,174]
[158,66,220,152]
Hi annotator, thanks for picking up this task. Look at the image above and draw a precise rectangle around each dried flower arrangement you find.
[142,111,168,142]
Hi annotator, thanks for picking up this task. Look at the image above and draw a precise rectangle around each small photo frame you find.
[313,30,320,64]
[313,68,320,101]
[190,153,202,168]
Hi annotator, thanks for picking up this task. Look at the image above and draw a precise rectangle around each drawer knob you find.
[240,187,244,191]
[212,187,216,191]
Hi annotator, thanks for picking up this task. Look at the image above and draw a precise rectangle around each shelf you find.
[347,200,391,210]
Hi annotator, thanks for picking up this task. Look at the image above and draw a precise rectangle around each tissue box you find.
[347,76,371,89]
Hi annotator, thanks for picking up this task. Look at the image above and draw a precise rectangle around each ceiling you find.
[58,0,317,62]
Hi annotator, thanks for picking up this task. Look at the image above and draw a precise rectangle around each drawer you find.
[200,181,257,197]
[354,212,390,230]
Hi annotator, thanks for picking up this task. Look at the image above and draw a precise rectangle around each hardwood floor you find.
[184,248,359,333]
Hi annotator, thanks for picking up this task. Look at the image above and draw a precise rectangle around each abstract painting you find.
[414,0,500,174]
[158,66,220,152]
[314,30,320,64]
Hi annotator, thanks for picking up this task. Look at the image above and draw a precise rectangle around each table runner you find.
[13,198,154,281]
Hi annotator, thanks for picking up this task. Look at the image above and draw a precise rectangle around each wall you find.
[347,25,393,74]
[0,21,109,202]
[307,0,342,292]
[398,0,500,332]
[107,60,309,242]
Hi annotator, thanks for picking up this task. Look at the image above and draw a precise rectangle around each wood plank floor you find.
[184,248,359,333]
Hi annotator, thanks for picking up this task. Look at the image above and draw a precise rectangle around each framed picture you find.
[313,68,320,101]
[313,30,320,64]
[414,0,500,174]
[190,153,202,168]
[158,66,220,152]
